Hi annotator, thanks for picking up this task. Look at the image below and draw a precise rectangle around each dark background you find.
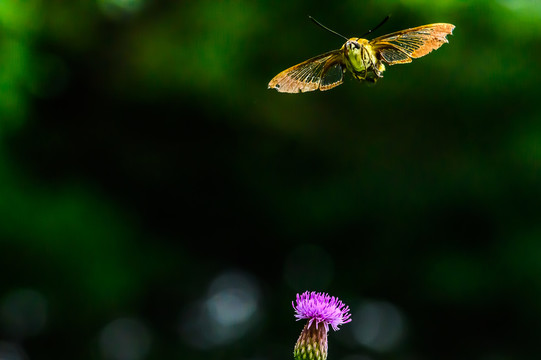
[1,0,541,359]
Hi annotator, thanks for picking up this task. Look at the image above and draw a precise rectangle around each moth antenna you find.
[308,16,349,41]
[360,15,391,38]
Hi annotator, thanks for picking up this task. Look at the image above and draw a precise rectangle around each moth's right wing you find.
[268,50,345,93]
[369,23,455,65]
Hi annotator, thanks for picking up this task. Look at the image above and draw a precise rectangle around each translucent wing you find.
[369,23,455,65]
[268,50,345,93]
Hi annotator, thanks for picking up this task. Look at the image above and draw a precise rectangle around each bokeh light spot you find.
[0,341,27,360]
[0,288,47,340]
[351,301,405,352]
[98,0,145,19]
[180,270,260,349]
[499,0,541,16]
[99,318,151,360]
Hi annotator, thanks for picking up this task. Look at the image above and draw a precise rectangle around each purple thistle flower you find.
[292,291,351,360]
[292,291,352,331]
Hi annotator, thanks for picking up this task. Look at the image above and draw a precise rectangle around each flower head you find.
[292,291,352,331]
[292,291,351,360]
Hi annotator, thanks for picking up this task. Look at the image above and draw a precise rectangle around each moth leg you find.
[353,70,367,81]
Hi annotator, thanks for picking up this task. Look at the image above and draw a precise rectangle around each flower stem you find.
[293,323,328,360]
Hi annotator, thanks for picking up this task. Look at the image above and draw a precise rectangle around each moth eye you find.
[354,42,361,49]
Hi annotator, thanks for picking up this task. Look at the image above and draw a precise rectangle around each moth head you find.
[345,38,370,55]
[346,39,361,51]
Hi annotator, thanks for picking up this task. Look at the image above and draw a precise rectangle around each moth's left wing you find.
[268,50,345,93]
[369,23,455,65]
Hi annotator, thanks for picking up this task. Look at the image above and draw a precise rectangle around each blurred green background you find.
[1,0,541,359]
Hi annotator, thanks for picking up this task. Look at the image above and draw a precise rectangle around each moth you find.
[268,17,455,93]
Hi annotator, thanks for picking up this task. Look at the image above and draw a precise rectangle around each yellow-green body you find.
[341,38,386,83]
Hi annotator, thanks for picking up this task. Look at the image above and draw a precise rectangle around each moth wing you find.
[369,23,455,65]
[268,50,345,93]
[319,62,345,91]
